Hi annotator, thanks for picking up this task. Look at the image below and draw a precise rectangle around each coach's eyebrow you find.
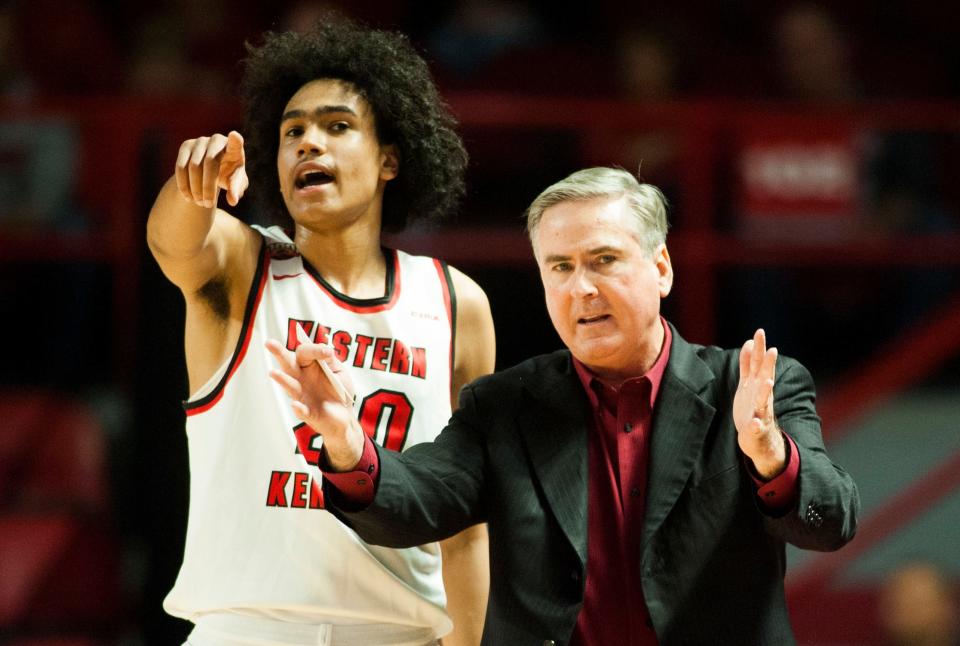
[280,105,358,123]
[542,246,621,264]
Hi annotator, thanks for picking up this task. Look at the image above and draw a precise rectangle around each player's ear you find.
[380,144,399,181]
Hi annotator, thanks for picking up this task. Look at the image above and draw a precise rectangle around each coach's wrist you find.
[323,419,367,472]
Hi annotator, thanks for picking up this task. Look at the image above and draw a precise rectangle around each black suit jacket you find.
[328,326,860,645]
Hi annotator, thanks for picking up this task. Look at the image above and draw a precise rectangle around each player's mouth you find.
[294,164,335,190]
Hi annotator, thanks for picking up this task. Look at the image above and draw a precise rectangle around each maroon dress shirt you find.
[569,320,800,645]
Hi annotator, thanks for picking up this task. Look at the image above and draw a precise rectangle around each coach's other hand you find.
[733,328,786,480]
[266,339,366,472]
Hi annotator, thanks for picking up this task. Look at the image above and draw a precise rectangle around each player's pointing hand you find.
[175,130,249,209]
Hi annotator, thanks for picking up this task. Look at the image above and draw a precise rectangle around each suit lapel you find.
[519,353,590,566]
[643,330,717,548]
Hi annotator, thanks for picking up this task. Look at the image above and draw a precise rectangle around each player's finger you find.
[187,137,211,203]
[175,139,196,201]
[219,132,246,200]
[225,130,245,164]
[226,166,249,207]
[202,134,229,208]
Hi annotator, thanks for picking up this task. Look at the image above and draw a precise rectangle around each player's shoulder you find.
[446,265,489,311]
[252,224,299,260]
[394,250,492,322]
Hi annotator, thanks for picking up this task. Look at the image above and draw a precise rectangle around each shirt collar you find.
[573,317,673,412]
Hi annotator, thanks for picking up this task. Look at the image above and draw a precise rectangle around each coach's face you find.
[534,196,673,382]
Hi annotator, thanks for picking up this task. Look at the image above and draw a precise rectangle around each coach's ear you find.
[380,144,399,181]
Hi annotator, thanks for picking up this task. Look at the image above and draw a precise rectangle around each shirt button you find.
[624,423,633,433]
[630,487,641,498]
[367,464,375,474]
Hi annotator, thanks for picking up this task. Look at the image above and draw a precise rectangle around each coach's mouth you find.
[578,314,610,325]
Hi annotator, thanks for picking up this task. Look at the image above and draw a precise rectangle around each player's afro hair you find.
[240,19,467,231]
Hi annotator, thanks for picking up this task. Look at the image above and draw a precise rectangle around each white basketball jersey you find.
[164,226,456,636]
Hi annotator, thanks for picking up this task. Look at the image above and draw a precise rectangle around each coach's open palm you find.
[265,338,366,472]
[733,329,787,480]
[174,130,249,208]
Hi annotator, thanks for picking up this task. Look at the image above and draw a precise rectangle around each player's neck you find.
[295,219,388,299]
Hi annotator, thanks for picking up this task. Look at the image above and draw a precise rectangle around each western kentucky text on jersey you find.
[265,470,326,509]
[285,319,427,379]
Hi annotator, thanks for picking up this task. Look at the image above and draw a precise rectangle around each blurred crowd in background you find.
[2,0,959,102]
[0,1,958,644]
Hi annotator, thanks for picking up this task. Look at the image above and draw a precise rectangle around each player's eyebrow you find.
[280,105,357,123]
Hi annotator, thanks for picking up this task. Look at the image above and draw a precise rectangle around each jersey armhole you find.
[183,243,270,415]
[433,259,457,398]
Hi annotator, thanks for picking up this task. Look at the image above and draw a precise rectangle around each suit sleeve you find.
[322,383,489,549]
[761,358,860,551]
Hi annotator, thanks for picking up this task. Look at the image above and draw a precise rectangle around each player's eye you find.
[329,121,349,133]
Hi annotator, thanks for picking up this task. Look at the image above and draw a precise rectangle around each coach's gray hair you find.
[525,167,669,255]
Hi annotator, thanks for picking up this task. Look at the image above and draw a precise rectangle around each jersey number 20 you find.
[358,389,413,451]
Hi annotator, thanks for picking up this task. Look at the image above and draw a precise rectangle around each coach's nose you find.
[570,267,599,299]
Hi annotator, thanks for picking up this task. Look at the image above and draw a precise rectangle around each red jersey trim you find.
[302,248,401,313]
[434,259,457,397]
[183,245,270,416]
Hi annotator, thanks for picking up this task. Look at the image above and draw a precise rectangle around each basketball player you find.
[146,21,495,646]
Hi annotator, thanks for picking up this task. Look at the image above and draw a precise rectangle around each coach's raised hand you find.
[175,130,249,208]
[733,328,787,480]
[266,339,366,472]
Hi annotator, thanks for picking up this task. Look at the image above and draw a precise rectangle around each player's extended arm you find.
[146,131,261,391]
[438,267,495,646]
[146,130,256,292]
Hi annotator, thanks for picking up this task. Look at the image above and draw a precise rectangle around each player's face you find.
[277,79,398,231]
[534,196,673,382]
